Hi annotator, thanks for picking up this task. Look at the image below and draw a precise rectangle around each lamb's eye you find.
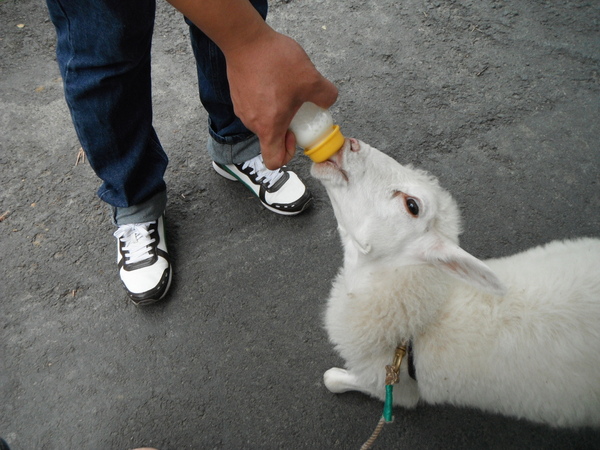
[406,198,419,217]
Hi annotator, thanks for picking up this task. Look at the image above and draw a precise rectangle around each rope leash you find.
[359,417,386,450]
[360,343,407,450]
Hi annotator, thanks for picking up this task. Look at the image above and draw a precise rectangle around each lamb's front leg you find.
[324,367,385,401]
[324,367,363,394]
[324,367,420,407]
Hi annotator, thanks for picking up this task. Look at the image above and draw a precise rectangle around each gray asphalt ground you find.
[2,0,599,449]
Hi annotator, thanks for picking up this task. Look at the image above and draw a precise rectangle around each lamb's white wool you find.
[311,138,600,428]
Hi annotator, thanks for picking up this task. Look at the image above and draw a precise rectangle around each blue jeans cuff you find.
[208,134,261,165]
[111,189,167,226]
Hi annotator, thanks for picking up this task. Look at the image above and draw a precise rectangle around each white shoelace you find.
[241,154,283,188]
[114,222,155,264]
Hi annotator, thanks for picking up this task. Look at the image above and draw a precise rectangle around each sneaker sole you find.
[128,265,173,306]
[212,161,312,216]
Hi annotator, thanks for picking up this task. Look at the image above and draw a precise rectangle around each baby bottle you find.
[289,102,345,163]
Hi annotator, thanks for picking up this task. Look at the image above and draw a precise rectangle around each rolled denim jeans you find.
[46,0,267,225]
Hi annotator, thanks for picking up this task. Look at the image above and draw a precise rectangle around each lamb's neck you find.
[339,261,452,339]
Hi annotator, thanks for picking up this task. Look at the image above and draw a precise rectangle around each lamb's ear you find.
[422,237,506,295]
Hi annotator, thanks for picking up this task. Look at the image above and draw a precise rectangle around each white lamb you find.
[311,138,600,428]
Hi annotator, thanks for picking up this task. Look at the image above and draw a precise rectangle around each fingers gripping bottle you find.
[289,102,345,163]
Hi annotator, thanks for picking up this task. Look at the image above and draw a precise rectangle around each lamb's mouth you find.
[311,139,351,182]
[315,159,349,183]
[328,139,351,180]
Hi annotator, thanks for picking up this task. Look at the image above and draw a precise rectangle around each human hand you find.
[224,29,338,169]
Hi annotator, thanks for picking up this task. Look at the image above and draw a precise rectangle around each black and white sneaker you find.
[212,154,312,215]
[114,215,172,305]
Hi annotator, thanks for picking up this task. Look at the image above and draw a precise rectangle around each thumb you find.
[260,131,296,169]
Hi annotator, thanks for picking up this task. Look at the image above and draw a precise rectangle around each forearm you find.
[165,0,271,55]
